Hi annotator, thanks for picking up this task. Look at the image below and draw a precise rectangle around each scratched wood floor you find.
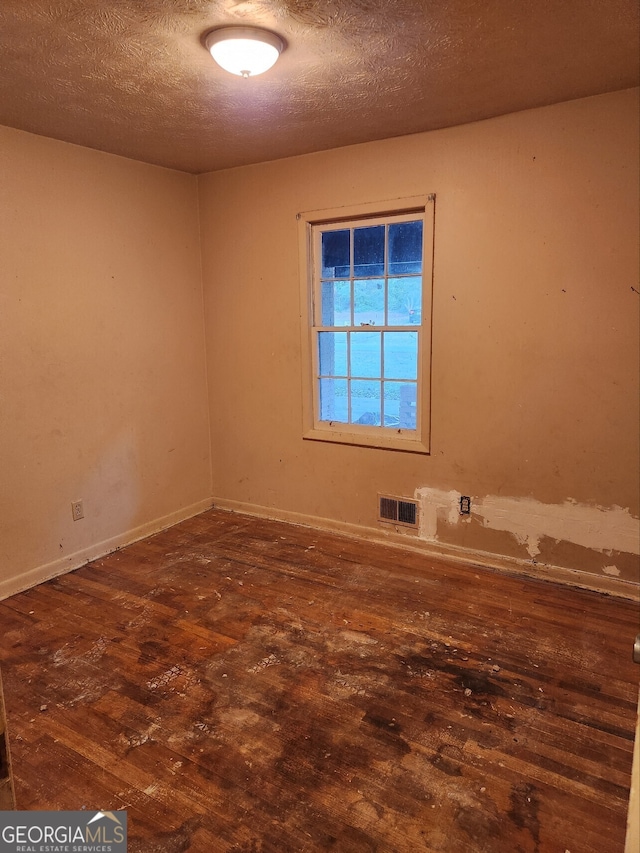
[0,508,638,853]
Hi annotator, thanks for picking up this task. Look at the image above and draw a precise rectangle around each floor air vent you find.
[378,495,419,529]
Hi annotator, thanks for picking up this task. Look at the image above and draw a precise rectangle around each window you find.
[299,195,434,453]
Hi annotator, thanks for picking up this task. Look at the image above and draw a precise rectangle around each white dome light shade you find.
[204,27,284,77]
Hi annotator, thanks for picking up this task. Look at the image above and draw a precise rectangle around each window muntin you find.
[300,197,434,453]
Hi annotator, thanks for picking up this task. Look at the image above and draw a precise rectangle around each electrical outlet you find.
[71,500,84,521]
[460,496,471,515]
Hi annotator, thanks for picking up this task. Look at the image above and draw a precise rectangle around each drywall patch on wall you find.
[477,496,639,558]
[603,565,621,577]
[415,488,640,560]
[417,488,464,540]
[415,489,460,541]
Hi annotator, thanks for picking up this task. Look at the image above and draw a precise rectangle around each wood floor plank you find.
[1,507,638,852]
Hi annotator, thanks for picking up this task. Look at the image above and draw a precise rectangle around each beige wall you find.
[0,127,212,597]
[1,89,637,598]
[199,89,640,587]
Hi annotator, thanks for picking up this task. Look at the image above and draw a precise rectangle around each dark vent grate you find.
[378,495,419,529]
[398,500,417,526]
[379,497,398,521]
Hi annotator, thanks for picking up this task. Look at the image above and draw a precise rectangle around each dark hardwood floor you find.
[0,508,638,852]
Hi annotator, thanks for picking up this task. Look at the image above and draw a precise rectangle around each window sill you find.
[303,424,430,454]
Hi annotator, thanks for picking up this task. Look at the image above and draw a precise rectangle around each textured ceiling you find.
[0,0,638,174]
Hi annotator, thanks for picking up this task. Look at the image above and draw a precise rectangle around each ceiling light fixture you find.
[204,26,285,78]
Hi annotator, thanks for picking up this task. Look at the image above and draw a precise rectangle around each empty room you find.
[0,1,639,851]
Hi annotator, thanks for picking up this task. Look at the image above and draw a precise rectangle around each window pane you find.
[354,278,384,326]
[382,381,401,426]
[350,331,381,379]
[318,331,347,376]
[400,383,417,429]
[321,280,351,326]
[388,276,421,326]
[354,225,385,277]
[384,382,417,429]
[383,331,418,380]
[351,380,381,424]
[388,220,423,275]
[322,230,350,278]
[319,378,348,422]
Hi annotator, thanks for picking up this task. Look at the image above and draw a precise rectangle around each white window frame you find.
[298,195,435,454]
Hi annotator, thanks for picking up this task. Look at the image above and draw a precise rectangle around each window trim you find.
[298,195,435,454]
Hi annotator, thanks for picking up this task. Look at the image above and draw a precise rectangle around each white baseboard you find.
[211,497,640,601]
[4,495,636,603]
[0,498,214,602]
